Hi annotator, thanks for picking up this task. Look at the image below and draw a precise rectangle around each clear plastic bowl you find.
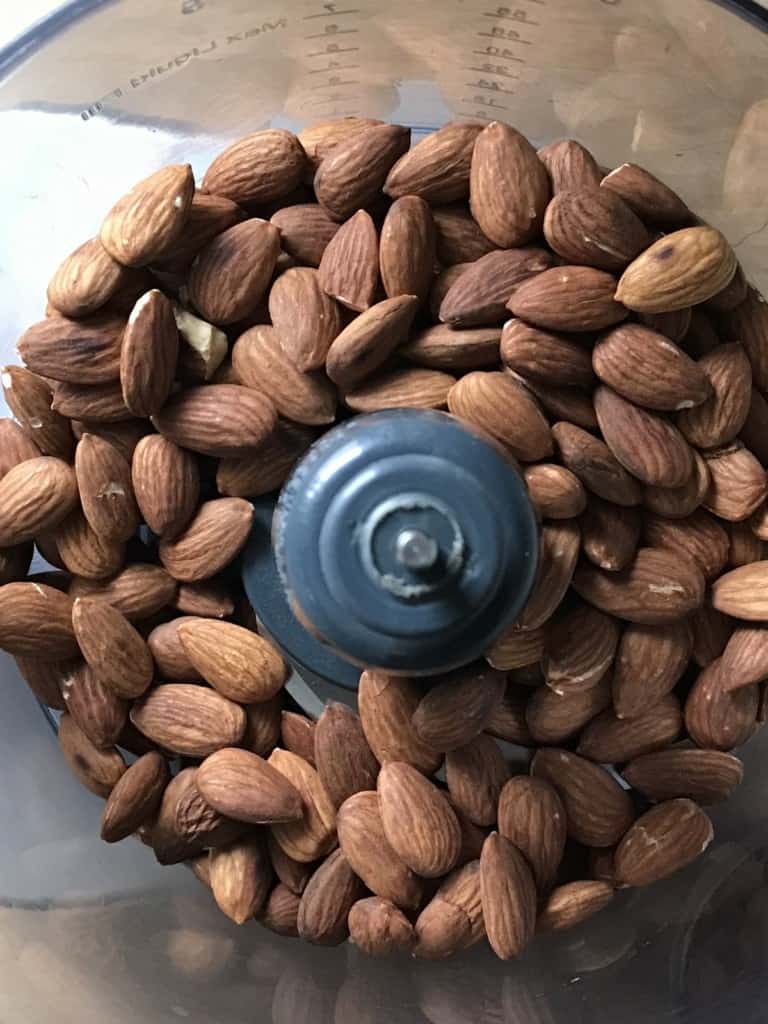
[2,1,768,1021]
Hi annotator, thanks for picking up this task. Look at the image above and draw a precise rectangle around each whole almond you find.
[243,695,283,759]
[703,443,768,521]
[616,227,737,312]
[51,381,131,423]
[719,626,768,691]
[75,433,140,544]
[0,417,42,477]
[412,662,505,751]
[101,164,194,266]
[592,323,711,411]
[72,597,153,699]
[101,751,169,842]
[260,883,301,937]
[344,367,455,413]
[531,748,634,847]
[690,604,734,668]
[173,579,235,619]
[517,520,581,630]
[314,702,379,810]
[325,295,420,391]
[231,324,336,424]
[298,849,365,947]
[480,832,537,960]
[270,203,339,267]
[348,897,415,956]
[684,658,758,750]
[538,139,602,193]
[314,123,410,221]
[120,289,179,416]
[644,510,729,581]
[131,684,246,757]
[601,163,691,227]
[13,654,72,709]
[679,344,753,452]
[432,204,496,265]
[448,372,552,461]
[537,880,614,932]
[47,237,136,317]
[267,831,312,895]
[524,464,587,520]
[268,748,337,863]
[152,192,244,267]
[613,621,692,719]
[526,673,612,745]
[498,776,566,892]
[380,195,436,302]
[1,366,73,459]
[202,129,307,204]
[613,799,713,886]
[724,287,768,391]
[414,861,483,959]
[70,417,148,461]
[553,422,642,506]
[210,835,273,925]
[485,625,544,672]
[526,378,599,430]
[176,618,286,703]
[470,122,551,248]
[385,121,483,203]
[69,563,177,621]
[731,519,768,564]
[62,661,127,748]
[485,683,534,746]
[196,748,302,825]
[544,188,650,271]
[58,712,126,797]
[17,313,125,384]
[0,456,77,546]
[402,324,501,372]
[440,248,554,327]
[444,733,509,827]
[501,319,594,388]
[544,602,619,694]
[0,581,77,659]
[158,498,254,582]
[216,420,315,498]
[581,498,641,572]
[337,791,422,910]
[269,266,343,369]
[281,711,316,765]
[187,219,281,324]
[623,749,744,805]
[578,694,682,763]
[146,617,202,682]
[706,263,748,315]
[640,307,692,343]
[151,767,243,864]
[643,450,711,520]
[153,385,277,456]
[317,210,379,314]
[53,507,125,579]
[131,435,199,539]
[507,266,627,332]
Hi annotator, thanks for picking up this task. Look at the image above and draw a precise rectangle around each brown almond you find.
[643,450,711,520]
[543,188,650,271]
[243,696,283,759]
[344,367,454,413]
[448,371,552,461]
[358,671,442,773]
[51,381,131,423]
[498,776,566,892]
[269,748,337,863]
[158,498,254,582]
[131,435,199,539]
[260,883,300,937]
[578,694,682,763]
[485,683,534,746]
[444,733,509,827]
[58,712,126,798]
[270,203,340,267]
[517,520,581,630]
[433,203,496,265]
[196,747,303,825]
[0,457,77,547]
[731,520,768,566]
[17,313,125,384]
[70,417,149,461]
[317,210,379,314]
[13,654,72,709]
[703,443,768,521]
[623,749,744,806]
[47,237,137,317]
[53,507,125,579]
[151,767,243,864]
[325,295,420,391]
[131,684,246,757]
[537,880,614,932]
[267,832,312,895]
[440,248,554,327]
[314,702,379,810]
[151,192,244,267]
[678,344,752,448]
[501,319,593,388]
[690,604,734,668]
[613,621,692,719]
[75,433,139,544]
[269,266,343,370]
[348,897,415,957]
[480,832,537,960]
[507,266,627,332]
[380,195,436,302]
[524,377,600,430]
[0,417,42,477]
[202,129,306,205]
[526,672,612,745]
[639,307,692,343]
[581,497,641,572]
[553,421,642,506]
[120,289,179,416]
[544,602,619,694]
[723,287,768,391]
[281,712,316,766]
[751,502,768,541]
[68,563,177,621]
[72,596,153,699]
[412,662,505,751]
[101,164,194,266]
[684,658,758,751]
[216,420,315,498]
[61,660,127,748]
[314,123,410,221]
[720,626,768,691]
[485,624,544,672]
[153,385,277,457]
[210,835,273,925]
[614,799,713,886]
[402,324,500,372]
[100,751,169,842]
[384,121,483,203]
[146,617,202,682]
[524,464,587,520]
[297,848,365,947]
[537,139,601,192]
[2,366,73,459]
[705,263,748,315]
[176,618,286,703]
[173,579,235,619]
[644,510,729,580]
[414,865,481,960]
[601,163,691,227]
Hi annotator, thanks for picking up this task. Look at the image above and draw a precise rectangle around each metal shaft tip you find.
[395,528,439,571]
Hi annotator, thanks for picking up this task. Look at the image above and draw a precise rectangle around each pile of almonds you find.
[0,115,767,961]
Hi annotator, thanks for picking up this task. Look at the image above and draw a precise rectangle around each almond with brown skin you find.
[101,751,169,842]
[153,385,277,457]
[705,263,748,314]
[623,748,743,806]
[544,602,619,694]
[269,267,343,370]
[271,203,340,267]
[614,799,713,886]
[719,626,768,691]
[299,117,386,174]
[430,263,472,319]
[147,617,202,682]
[202,129,307,204]
[158,498,254,582]
[195,747,303,825]
[0,417,42,477]
[151,192,244,267]
[445,733,509,827]
[501,319,594,388]
[613,621,692,719]
[601,163,691,227]
[524,464,587,520]
[439,248,554,327]
[485,683,534,745]
[581,498,641,572]
[524,379,599,430]
[553,422,642,506]
[592,323,711,412]
[498,776,566,892]
[357,670,441,773]
[317,210,379,314]
[543,188,650,271]
[58,712,126,798]
[531,748,634,847]
[75,433,140,544]
[384,121,483,203]
[131,435,199,539]
[70,418,148,461]
[644,510,729,580]
[260,884,301,937]
[526,672,612,745]
[448,372,552,461]
[703,443,768,521]
[53,508,125,580]
[751,503,768,541]
[0,457,77,546]
[690,605,733,667]
[348,897,415,956]
[231,324,336,424]
[485,625,544,672]
[297,848,365,946]
[13,654,72,709]
[210,835,273,925]
[101,164,194,266]
[187,219,281,325]
[517,520,581,630]
[640,307,692,343]
[480,832,537,960]
[379,195,436,302]
[412,662,505,751]
[176,618,286,703]
[280,712,316,765]
[433,203,496,265]
[344,367,455,413]
[538,139,602,193]
[537,880,614,932]
[731,521,767,565]
[578,694,682,763]
[216,420,315,498]
[47,237,136,318]
[68,563,177,621]
[62,661,127,748]
[723,287,768,391]
[402,324,500,372]
[314,702,379,810]
[267,832,312,895]
[269,748,337,863]
[507,266,627,332]
[120,289,179,416]
[173,578,235,619]
[72,597,153,699]
[151,767,244,864]
[314,123,411,221]
[470,122,551,248]
[325,295,420,391]
[678,344,752,448]
[684,658,758,750]
[643,451,711,520]
[131,684,246,757]
[17,314,125,384]
[414,860,483,959]
[51,381,131,423]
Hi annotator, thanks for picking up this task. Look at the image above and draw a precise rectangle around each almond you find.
[720,626,768,691]
[72,596,153,699]
[270,203,340,267]
[447,372,552,461]
[0,416,42,476]
[146,617,202,682]
[643,450,710,519]
[267,831,312,895]
[507,266,627,332]
[601,163,691,227]
[202,129,307,204]
[639,306,692,343]
[411,662,505,752]
[151,767,244,864]
[344,367,454,412]
[537,880,614,932]
[281,711,317,766]
[297,849,365,946]
[544,601,619,694]
[120,289,179,416]
[231,324,336,424]
[316,210,379,314]
[731,521,767,565]
[216,420,315,498]
[517,520,581,630]
[616,227,737,312]
[524,464,587,520]
[613,799,713,886]
[751,502,768,541]
[348,897,415,957]
[705,263,748,314]
[379,195,436,302]
[643,510,729,580]
[433,203,496,265]
[210,835,273,925]
[702,443,768,521]
[53,508,125,579]
[723,287,768,391]
[131,435,199,539]
[0,456,77,546]
[302,119,386,177]
[444,733,509,827]
[470,122,551,248]
[485,683,534,745]
[151,192,244,267]
[592,323,710,411]
[68,563,177,621]
[480,832,537,960]
[402,324,500,372]
[187,219,281,324]
[526,672,612,745]
[485,624,544,672]
[314,123,410,221]
[523,378,599,430]
[543,188,650,271]
[173,579,235,619]
[677,343,752,448]
[531,748,634,847]
[153,385,277,457]
[314,702,379,810]
[690,604,734,668]
[17,314,125,384]
[384,121,483,203]
[268,748,337,863]
[13,654,72,709]
[158,498,254,582]
[51,381,131,423]
[538,139,602,193]
[269,266,343,370]
[101,164,194,266]
[552,421,642,506]
[578,694,682,762]
[440,248,554,327]
[594,386,694,488]
[100,751,169,842]
[70,417,149,461]
[498,776,566,892]
[623,749,743,805]
[58,712,126,797]
[414,860,484,959]
[75,433,140,543]
[195,747,302,826]
[325,295,420,391]
[47,237,136,317]
[684,658,758,750]
[337,791,422,910]
[260,884,300,937]
[176,618,286,703]
[242,696,282,760]
[61,660,127,747]
[581,497,641,571]
[613,621,692,719]
[131,684,246,757]
[501,319,594,388]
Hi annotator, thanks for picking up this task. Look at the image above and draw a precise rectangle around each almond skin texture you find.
[601,163,691,227]
[524,464,587,520]
[150,766,244,865]
[616,227,737,312]
[720,626,768,691]
[68,563,177,621]
[17,314,125,385]
[153,385,277,457]
[177,618,286,704]
[544,601,619,694]
[623,749,744,806]
[130,684,246,757]
[690,605,733,668]
[120,289,179,416]
[268,748,338,863]
[210,835,273,925]
[724,287,768,392]
[47,237,135,318]
[269,266,343,369]
[216,421,315,498]
[433,204,496,265]
[592,323,711,412]
[498,776,566,892]
[51,381,132,423]
[644,510,729,581]
[470,122,551,248]
[300,118,386,174]
[271,203,340,267]
[677,344,752,448]
[414,863,482,960]
[553,421,642,506]
[100,164,194,267]
[0,414,44,474]
[152,192,244,267]
[260,884,301,937]
[317,210,379,314]
[314,702,379,810]
[202,129,307,205]
[538,139,603,193]
[412,662,505,751]
[444,733,509,827]
[158,498,254,582]
[613,799,713,886]
[484,683,534,745]
[538,880,614,932]
[684,658,758,751]
[378,762,461,878]
[61,661,128,748]
[581,498,641,572]
[448,372,552,461]
[0,582,78,659]
[640,307,692,343]
[543,188,650,271]
[526,673,612,745]
[518,520,581,630]
[485,626,545,672]
[613,621,692,719]
[348,897,415,956]
[644,450,711,520]
[480,832,537,960]
[344,367,455,413]
[70,418,148,461]
[531,748,635,847]
[53,505,125,580]
[507,266,627,332]
[75,433,140,544]
[58,713,126,798]
[501,319,594,388]
[187,220,281,325]
[13,654,71,709]
[131,435,199,539]
[196,748,303,825]
[0,457,77,546]
[314,123,411,221]
[101,751,169,842]
[577,694,682,763]
[297,849,365,946]
[703,443,768,522]
[281,713,317,767]
[72,597,153,699]
[325,295,420,391]
[145,619,201,683]
[384,121,483,203]
[439,248,554,327]
[380,195,436,303]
